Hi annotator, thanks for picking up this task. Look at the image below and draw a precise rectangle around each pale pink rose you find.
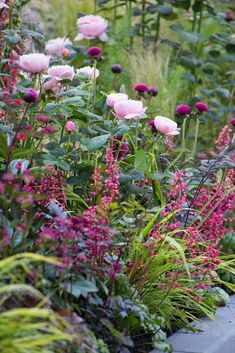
[0,0,9,9]
[153,116,179,136]
[65,121,76,133]
[77,66,99,80]
[75,15,108,42]
[47,65,75,81]
[106,93,128,108]
[19,54,50,74]
[45,37,72,56]
[113,99,147,120]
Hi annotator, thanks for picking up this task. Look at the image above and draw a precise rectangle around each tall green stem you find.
[155,13,161,49]
[142,0,146,45]
[192,118,200,157]
[197,2,203,33]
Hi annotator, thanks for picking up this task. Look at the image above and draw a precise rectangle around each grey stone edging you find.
[154,294,235,353]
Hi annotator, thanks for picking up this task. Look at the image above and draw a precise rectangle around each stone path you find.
[153,295,235,353]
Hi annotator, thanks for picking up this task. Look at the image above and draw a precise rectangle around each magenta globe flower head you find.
[75,15,108,42]
[195,102,209,113]
[176,104,191,116]
[19,53,50,74]
[23,88,39,103]
[229,117,235,126]
[86,46,102,59]
[225,9,233,22]
[148,86,158,97]
[134,82,149,93]
[154,116,179,136]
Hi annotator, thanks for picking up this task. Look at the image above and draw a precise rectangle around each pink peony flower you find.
[75,15,108,42]
[195,102,209,113]
[19,54,50,74]
[0,0,9,9]
[106,93,128,108]
[176,104,191,116]
[43,65,75,91]
[47,65,75,81]
[65,121,76,133]
[113,99,147,120]
[153,116,179,136]
[45,37,72,56]
[77,66,99,80]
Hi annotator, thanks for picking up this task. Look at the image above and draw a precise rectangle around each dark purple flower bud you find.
[229,117,235,126]
[118,142,129,160]
[149,119,156,130]
[176,104,191,116]
[195,102,209,113]
[134,82,149,93]
[23,88,39,103]
[86,46,102,59]
[111,64,122,74]
[148,86,158,97]
[225,9,233,22]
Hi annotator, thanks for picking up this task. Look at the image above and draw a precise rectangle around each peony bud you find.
[23,88,39,103]
[65,121,76,133]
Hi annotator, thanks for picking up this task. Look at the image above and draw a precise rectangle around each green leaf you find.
[81,134,109,151]
[147,5,173,16]
[164,235,190,277]
[62,278,98,298]
[134,150,148,172]
[214,88,230,99]
[171,0,191,10]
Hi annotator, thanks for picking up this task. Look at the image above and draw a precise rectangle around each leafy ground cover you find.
[0,1,234,353]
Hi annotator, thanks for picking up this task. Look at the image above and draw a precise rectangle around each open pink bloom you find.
[45,37,72,56]
[114,99,147,120]
[75,15,108,42]
[106,93,128,108]
[65,121,76,133]
[19,54,50,74]
[0,0,9,9]
[154,116,179,136]
[77,66,99,80]
[47,65,75,81]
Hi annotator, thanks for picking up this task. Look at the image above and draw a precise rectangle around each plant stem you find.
[142,0,146,45]
[191,118,199,157]
[155,13,161,49]
[167,118,187,170]
[5,103,30,171]
[113,0,117,35]
[197,2,203,33]
[135,117,140,150]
